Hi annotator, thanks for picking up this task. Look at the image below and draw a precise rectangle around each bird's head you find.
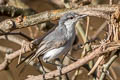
[59,12,87,25]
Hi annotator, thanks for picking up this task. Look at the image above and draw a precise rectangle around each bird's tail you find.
[16,51,36,68]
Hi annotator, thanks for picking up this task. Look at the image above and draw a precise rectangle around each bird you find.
[17,12,87,69]
[16,12,87,80]
[28,12,87,64]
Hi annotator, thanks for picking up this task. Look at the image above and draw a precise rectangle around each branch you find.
[0,32,48,71]
[25,41,120,80]
[99,53,119,80]
[0,4,119,32]
[0,41,34,71]
[0,35,26,45]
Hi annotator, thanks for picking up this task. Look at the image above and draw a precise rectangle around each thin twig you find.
[110,66,117,80]
[99,54,119,80]
[92,21,108,40]
[109,0,113,5]
[88,55,104,75]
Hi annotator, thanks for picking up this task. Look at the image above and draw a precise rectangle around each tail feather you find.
[16,52,35,68]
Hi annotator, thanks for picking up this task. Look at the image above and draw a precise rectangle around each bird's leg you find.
[61,51,70,64]
[55,58,70,80]
[38,57,46,80]
[55,58,63,80]
[60,53,71,80]
[55,58,63,70]
[44,59,64,80]
[65,73,70,80]
[67,54,77,62]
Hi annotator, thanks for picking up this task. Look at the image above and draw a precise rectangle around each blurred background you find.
[0,0,120,80]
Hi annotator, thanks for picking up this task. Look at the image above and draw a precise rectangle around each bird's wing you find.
[27,38,67,64]
[16,27,56,67]
[27,27,68,63]
[36,25,67,55]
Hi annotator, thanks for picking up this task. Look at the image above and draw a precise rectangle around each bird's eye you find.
[68,16,73,19]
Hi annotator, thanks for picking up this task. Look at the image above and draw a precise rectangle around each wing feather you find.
[27,26,67,63]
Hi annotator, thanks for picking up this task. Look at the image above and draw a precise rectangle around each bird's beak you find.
[78,14,87,19]
[75,14,87,21]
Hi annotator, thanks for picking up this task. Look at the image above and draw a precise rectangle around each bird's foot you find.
[55,58,63,80]
[42,71,46,80]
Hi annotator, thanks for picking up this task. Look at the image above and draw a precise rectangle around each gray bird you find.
[16,12,87,69]
[27,12,87,63]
